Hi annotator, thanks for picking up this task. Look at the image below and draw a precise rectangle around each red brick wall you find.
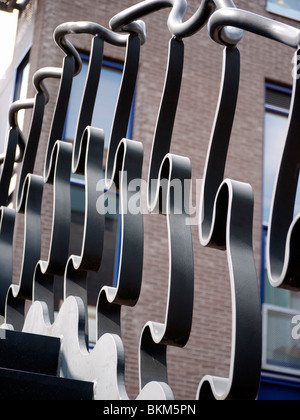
[12,0,299,399]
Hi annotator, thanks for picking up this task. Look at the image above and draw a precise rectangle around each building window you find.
[64,57,134,148]
[262,83,300,375]
[266,0,300,21]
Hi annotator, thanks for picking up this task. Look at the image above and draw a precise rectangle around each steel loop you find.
[208,7,300,48]
[110,0,243,45]
[54,21,146,76]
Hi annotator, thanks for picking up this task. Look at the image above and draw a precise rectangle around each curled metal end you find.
[8,99,35,129]
[54,23,83,76]
[109,0,242,42]
[54,21,137,76]
[219,25,244,47]
[33,67,63,104]
[120,20,147,45]
[7,99,35,163]
[209,7,300,49]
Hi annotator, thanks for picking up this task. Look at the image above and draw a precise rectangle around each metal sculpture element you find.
[0,0,299,400]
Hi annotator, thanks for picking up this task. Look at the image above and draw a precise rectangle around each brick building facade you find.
[0,0,300,400]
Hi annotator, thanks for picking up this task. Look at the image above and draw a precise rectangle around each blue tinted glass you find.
[65,62,125,148]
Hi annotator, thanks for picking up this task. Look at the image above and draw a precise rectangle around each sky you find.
[0,10,18,78]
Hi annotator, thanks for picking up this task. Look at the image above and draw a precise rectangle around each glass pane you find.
[65,62,124,148]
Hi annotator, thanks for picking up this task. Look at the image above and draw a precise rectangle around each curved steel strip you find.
[0,207,15,315]
[41,140,73,276]
[0,127,21,206]
[110,0,242,43]
[3,68,61,173]
[147,37,184,209]
[105,34,141,183]
[98,137,144,338]
[72,36,104,171]
[200,47,239,246]
[16,67,62,211]
[139,153,194,391]
[6,173,44,330]
[71,29,137,172]
[33,140,72,322]
[16,92,45,211]
[70,127,105,271]
[267,51,300,290]
[197,48,261,400]
[208,7,300,48]
[44,55,75,180]
[197,180,261,400]
[64,127,105,341]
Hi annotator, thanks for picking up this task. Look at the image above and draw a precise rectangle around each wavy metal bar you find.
[70,26,141,172]
[105,34,141,182]
[208,7,300,290]
[98,137,144,338]
[0,123,26,206]
[16,67,62,211]
[0,67,64,327]
[147,37,184,208]
[33,140,72,323]
[6,173,44,330]
[64,127,105,341]
[72,36,104,167]
[197,181,262,400]
[54,23,143,348]
[140,153,193,391]
[43,56,75,180]
[198,47,261,400]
